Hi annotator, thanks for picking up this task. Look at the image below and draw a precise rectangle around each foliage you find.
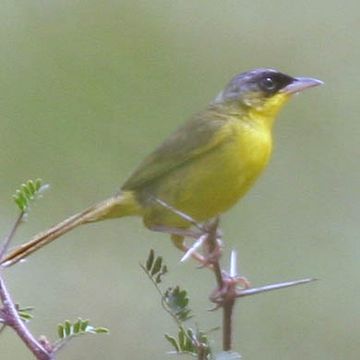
[57,318,109,339]
[164,286,192,322]
[141,249,211,358]
[12,179,48,213]
[1,180,109,359]
[17,305,34,322]
[165,327,211,358]
[54,318,109,352]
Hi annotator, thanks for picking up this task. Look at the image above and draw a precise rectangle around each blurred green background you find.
[0,1,359,359]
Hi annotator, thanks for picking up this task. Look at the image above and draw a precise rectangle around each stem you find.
[205,218,235,351]
[0,274,53,360]
[206,218,223,289]
[0,210,53,359]
[196,342,207,360]
[222,299,235,351]
[140,264,183,328]
[0,212,25,261]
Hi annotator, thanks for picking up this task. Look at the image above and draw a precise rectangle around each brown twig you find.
[204,218,223,289]
[0,275,53,359]
[203,218,234,350]
[0,211,54,359]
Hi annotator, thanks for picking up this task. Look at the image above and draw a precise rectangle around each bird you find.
[1,68,323,267]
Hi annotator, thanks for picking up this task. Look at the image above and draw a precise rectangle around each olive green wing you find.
[121,110,230,191]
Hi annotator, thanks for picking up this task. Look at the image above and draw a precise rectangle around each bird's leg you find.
[150,197,224,266]
[147,222,222,267]
[145,222,207,264]
[152,197,204,231]
[196,217,224,269]
[171,234,209,265]
[148,224,202,239]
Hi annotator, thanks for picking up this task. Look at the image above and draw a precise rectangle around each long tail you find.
[1,191,140,267]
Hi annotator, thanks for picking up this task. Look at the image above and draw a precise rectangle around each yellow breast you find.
[144,115,273,228]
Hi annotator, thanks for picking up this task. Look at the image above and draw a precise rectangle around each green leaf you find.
[56,318,108,341]
[146,249,155,271]
[164,286,192,322]
[165,327,212,357]
[94,327,109,334]
[12,179,48,213]
[151,256,162,276]
[18,311,33,321]
[35,178,42,190]
[64,320,72,336]
[73,319,81,334]
[165,334,180,352]
[80,319,89,332]
[161,264,168,275]
[16,305,34,322]
[141,250,168,284]
[155,273,162,284]
[57,324,65,339]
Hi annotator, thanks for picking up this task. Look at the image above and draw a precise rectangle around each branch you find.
[153,197,317,354]
[0,180,53,359]
[0,274,52,359]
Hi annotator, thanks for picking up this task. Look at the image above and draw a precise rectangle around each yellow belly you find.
[143,119,272,228]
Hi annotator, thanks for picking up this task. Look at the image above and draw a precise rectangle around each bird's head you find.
[213,68,323,126]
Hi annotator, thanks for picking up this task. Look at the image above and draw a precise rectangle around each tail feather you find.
[1,192,140,267]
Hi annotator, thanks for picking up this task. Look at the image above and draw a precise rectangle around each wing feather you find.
[121,109,231,191]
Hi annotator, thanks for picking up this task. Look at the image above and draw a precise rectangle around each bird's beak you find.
[281,77,324,95]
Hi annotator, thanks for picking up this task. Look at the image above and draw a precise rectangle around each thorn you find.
[236,278,317,298]
[180,234,206,262]
[230,250,237,277]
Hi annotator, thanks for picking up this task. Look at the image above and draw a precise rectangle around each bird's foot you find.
[210,272,251,309]
[170,219,223,268]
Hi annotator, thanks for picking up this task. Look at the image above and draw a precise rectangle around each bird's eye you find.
[260,77,277,92]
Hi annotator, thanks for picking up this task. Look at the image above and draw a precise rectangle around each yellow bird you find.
[1,68,322,266]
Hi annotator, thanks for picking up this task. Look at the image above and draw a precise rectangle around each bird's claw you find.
[209,273,251,307]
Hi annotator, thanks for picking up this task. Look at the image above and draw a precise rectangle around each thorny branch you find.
[154,197,316,352]
[0,214,53,360]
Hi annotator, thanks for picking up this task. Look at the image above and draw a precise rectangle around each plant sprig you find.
[141,249,211,358]
[53,318,109,352]
[165,327,211,358]
[13,179,48,213]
